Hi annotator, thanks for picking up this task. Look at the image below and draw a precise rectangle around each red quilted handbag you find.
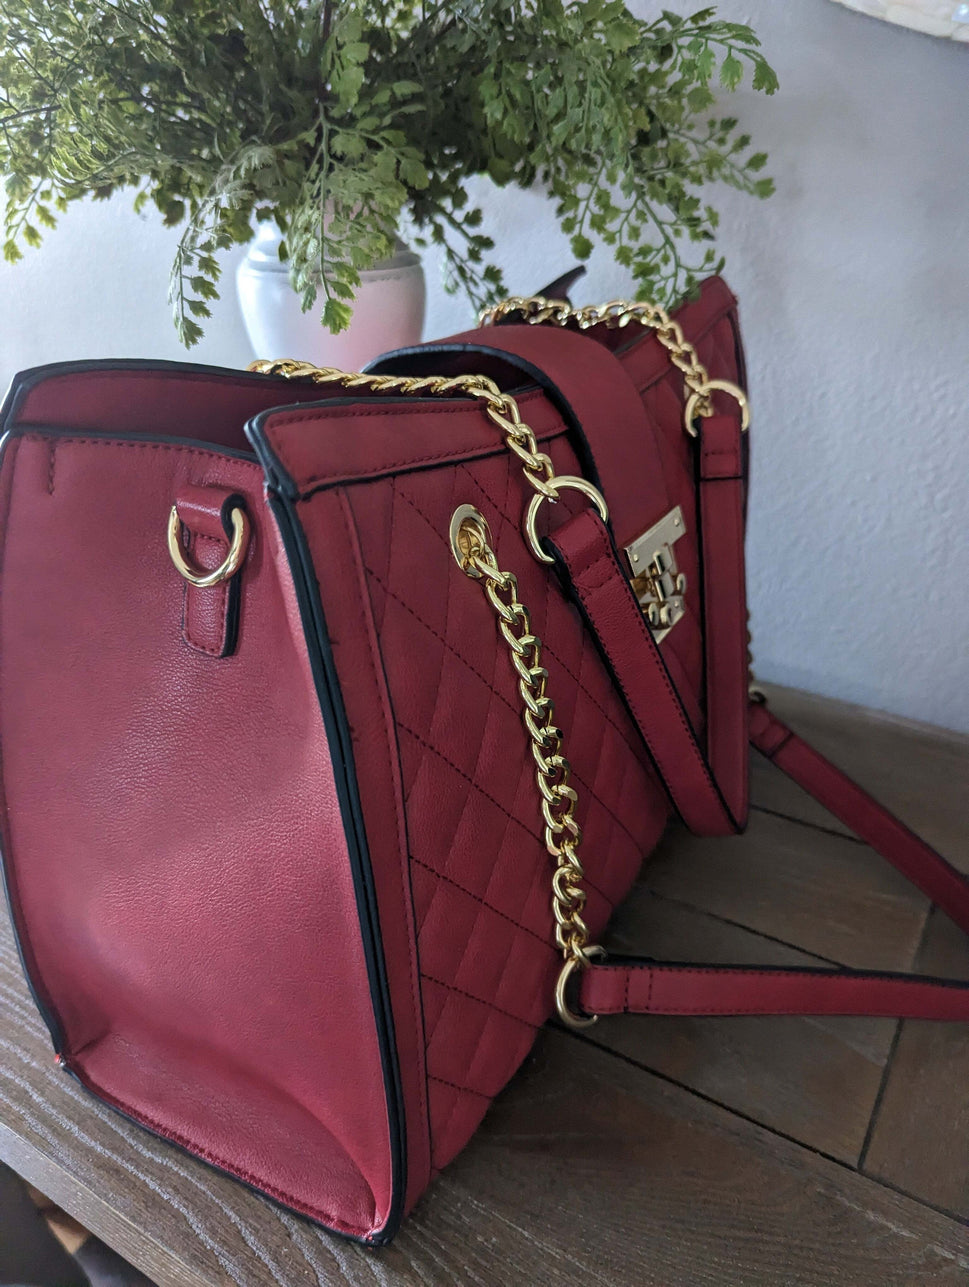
[1,276,966,1243]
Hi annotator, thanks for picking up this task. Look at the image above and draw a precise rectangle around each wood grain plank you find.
[862,906,969,1216]
[642,811,929,972]
[585,888,896,1163]
[410,1030,969,1286]
[750,685,969,859]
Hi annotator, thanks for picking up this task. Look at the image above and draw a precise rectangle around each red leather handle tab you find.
[174,484,246,658]
[577,698,969,1022]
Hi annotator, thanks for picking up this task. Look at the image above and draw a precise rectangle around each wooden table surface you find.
[1,685,967,1286]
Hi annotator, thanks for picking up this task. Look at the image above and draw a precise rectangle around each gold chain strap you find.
[247,291,748,1028]
[479,294,749,435]
[450,505,602,1028]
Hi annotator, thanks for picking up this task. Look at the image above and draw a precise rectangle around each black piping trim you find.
[366,341,604,492]
[262,483,407,1245]
[340,496,433,1183]
[217,492,245,658]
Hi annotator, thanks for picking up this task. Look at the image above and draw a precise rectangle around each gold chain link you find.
[479,294,749,433]
[452,507,601,1028]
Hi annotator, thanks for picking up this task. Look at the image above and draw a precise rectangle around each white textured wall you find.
[1,0,967,730]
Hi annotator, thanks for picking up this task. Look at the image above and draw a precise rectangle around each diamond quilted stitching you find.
[343,319,732,1166]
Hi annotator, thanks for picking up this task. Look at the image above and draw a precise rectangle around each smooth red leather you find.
[0,413,396,1237]
[1,276,959,1245]
[546,413,750,838]
[549,510,736,834]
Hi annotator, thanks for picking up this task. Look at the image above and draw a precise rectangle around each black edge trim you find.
[263,483,407,1244]
[217,492,246,658]
[0,357,306,427]
[339,497,433,1183]
[365,341,604,493]
[0,429,67,1053]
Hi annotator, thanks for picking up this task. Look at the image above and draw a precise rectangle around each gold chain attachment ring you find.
[450,503,601,1030]
[524,475,609,564]
[167,505,249,588]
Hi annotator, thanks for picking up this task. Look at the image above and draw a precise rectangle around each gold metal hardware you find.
[746,609,764,702]
[449,504,492,575]
[479,293,750,437]
[555,944,607,1030]
[524,474,609,564]
[451,504,602,1030]
[683,379,750,438]
[166,505,249,588]
[625,505,688,643]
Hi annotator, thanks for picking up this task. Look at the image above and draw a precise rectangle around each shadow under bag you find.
[0,277,965,1243]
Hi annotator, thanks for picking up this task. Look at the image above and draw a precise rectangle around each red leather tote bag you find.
[1,277,965,1243]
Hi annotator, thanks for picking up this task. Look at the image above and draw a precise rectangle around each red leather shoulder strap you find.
[548,506,740,836]
[577,698,969,1021]
[548,404,750,834]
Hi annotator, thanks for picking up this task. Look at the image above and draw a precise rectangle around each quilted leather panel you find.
[348,440,671,1170]
[256,284,745,1185]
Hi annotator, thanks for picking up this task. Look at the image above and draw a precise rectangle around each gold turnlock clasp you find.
[625,505,688,643]
[167,504,249,588]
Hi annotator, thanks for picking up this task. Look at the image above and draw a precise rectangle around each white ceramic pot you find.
[236,222,426,370]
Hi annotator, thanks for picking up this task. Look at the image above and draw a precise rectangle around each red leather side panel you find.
[0,427,395,1238]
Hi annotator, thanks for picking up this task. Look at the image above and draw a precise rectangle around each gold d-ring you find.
[555,945,606,1030]
[683,378,750,438]
[525,475,609,564]
[167,505,249,588]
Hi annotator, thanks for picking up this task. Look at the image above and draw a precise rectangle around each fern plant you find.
[0,1,778,346]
